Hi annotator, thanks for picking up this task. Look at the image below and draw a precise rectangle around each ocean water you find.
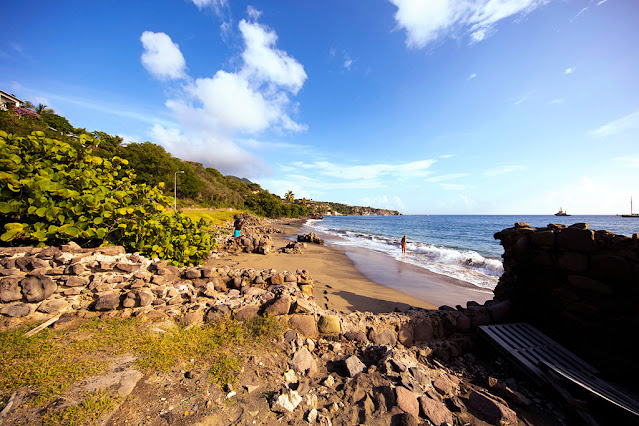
[306,215,639,291]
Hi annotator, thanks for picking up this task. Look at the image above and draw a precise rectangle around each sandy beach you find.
[207,220,493,314]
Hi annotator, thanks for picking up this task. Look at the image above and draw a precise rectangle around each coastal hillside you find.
[0,106,397,218]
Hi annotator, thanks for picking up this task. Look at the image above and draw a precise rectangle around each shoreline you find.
[207,219,493,313]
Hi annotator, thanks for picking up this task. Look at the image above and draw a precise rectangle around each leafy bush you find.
[0,131,211,266]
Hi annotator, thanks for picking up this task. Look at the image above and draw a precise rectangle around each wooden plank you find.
[518,323,598,373]
[478,326,545,382]
[23,315,60,338]
[540,361,639,417]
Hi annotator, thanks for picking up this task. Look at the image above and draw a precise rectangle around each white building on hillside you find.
[0,89,23,110]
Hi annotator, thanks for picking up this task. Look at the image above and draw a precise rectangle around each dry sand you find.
[207,221,493,314]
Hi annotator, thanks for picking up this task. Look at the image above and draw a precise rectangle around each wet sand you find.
[207,220,493,314]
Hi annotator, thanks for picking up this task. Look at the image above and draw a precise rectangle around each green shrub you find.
[0,131,211,266]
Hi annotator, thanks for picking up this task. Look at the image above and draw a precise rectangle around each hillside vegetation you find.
[0,103,399,220]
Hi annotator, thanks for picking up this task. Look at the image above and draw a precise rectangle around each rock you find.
[0,277,23,303]
[395,386,419,418]
[271,389,303,413]
[456,314,471,332]
[263,294,291,316]
[374,329,397,346]
[290,348,318,377]
[344,355,366,377]
[37,299,69,314]
[398,413,419,426]
[398,327,413,347]
[284,273,297,283]
[298,284,313,296]
[323,375,335,387]
[344,330,368,343]
[0,303,32,317]
[557,228,597,252]
[182,310,204,326]
[318,315,340,334]
[234,305,259,321]
[293,297,313,313]
[419,396,454,426]
[413,320,433,341]
[66,276,90,287]
[307,408,318,423]
[61,241,82,252]
[289,314,318,338]
[487,300,512,323]
[21,275,56,302]
[433,377,454,396]
[468,391,518,425]
[270,273,285,285]
[297,233,324,245]
[185,268,202,279]
[94,292,121,311]
[137,290,153,307]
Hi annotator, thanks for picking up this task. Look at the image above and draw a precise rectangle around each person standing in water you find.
[401,235,407,255]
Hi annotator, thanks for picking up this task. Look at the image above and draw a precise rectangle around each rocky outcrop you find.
[494,222,639,384]
[297,233,324,245]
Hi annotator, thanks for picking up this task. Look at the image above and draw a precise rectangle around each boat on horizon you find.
[555,207,570,216]
[621,197,639,218]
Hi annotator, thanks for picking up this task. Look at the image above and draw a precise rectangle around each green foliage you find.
[42,391,116,426]
[244,191,308,218]
[0,131,210,266]
[119,142,204,199]
[40,111,74,134]
[285,190,294,203]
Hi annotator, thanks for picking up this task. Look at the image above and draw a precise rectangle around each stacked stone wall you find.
[0,243,513,365]
[494,222,639,384]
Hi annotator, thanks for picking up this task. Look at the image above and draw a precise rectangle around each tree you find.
[35,104,53,115]
[285,190,295,203]
[0,131,211,266]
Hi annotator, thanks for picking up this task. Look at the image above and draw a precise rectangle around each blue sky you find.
[2,0,638,214]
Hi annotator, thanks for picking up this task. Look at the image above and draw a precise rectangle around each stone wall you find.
[0,243,513,365]
[494,222,639,383]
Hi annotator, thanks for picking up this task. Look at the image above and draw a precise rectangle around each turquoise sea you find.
[306,215,639,291]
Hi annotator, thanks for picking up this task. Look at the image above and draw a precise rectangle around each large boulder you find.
[318,315,340,334]
[0,277,23,303]
[94,292,121,311]
[21,276,56,302]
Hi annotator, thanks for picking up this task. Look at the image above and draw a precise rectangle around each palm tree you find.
[35,103,53,115]
[285,190,295,203]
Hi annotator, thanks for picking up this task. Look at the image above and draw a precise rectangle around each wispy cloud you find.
[549,98,564,104]
[514,97,527,105]
[591,111,639,138]
[389,0,549,49]
[426,173,469,183]
[291,159,435,180]
[564,67,575,75]
[613,156,639,168]
[440,183,472,191]
[484,165,525,176]
[439,154,455,159]
[467,73,477,81]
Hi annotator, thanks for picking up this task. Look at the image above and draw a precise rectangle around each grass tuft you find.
[41,391,116,426]
[0,314,282,410]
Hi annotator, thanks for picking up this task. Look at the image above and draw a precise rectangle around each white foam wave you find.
[307,221,502,290]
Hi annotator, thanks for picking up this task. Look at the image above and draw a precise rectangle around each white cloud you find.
[247,6,262,20]
[467,73,477,80]
[239,19,307,94]
[591,111,639,138]
[426,173,469,182]
[596,0,608,5]
[549,98,564,104]
[190,0,227,12]
[140,13,306,176]
[389,0,548,49]
[484,165,525,176]
[440,183,472,191]
[439,154,455,158]
[613,156,639,168]
[564,67,575,75]
[140,32,187,80]
[514,97,526,105]
[344,57,353,71]
[291,159,435,180]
